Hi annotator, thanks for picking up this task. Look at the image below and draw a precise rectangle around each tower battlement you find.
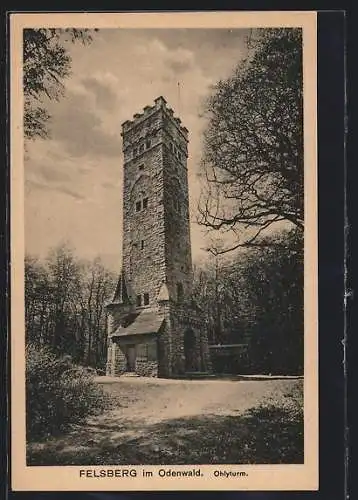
[121,96,189,143]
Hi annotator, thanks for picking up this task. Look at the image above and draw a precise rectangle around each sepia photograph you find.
[10,12,318,491]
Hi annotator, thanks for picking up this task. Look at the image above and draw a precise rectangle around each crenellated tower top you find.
[121,96,188,141]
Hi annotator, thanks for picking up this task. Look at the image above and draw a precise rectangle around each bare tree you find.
[198,28,303,252]
[25,255,52,345]
[80,258,115,366]
[91,258,116,366]
[25,244,116,369]
[46,243,82,351]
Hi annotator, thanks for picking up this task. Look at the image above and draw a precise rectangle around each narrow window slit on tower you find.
[177,283,184,302]
[141,240,145,250]
[143,293,149,306]
[136,201,141,212]
[142,198,148,209]
[146,139,151,149]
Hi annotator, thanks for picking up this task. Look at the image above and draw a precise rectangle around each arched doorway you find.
[184,328,197,372]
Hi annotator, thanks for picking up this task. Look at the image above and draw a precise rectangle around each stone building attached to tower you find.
[106,96,210,378]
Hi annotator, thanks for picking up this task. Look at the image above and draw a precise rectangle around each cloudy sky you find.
[25,28,250,270]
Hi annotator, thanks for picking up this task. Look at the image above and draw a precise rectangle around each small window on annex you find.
[136,295,142,307]
[147,342,158,361]
[143,293,150,306]
[136,343,147,358]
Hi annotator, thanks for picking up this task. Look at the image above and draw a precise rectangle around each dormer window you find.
[136,293,149,307]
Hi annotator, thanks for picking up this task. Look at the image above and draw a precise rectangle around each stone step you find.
[184,371,212,379]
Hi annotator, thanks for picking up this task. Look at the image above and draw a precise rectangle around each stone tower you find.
[106,96,210,378]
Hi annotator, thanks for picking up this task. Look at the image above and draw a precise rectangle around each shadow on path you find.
[27,404,303,466]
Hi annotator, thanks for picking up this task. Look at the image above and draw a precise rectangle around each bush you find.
[26,343,111,440]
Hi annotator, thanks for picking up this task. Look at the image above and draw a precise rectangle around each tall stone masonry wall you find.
[121,96,189,306]
[122,105,165,304]
[162,115,193,301]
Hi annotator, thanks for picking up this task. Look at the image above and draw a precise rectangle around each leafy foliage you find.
[242,230,303,374]
[26,344,112,440]
[198,28,303,250]
[23,28,96,139]
[192,229,303,374]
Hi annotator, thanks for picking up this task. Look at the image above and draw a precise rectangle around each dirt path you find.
[28,377,303,465]
[97,376,298,425]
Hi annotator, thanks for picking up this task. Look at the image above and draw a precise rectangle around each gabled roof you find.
[157,281,170,302]
[111,271,130,304]
[112,309,165,338]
